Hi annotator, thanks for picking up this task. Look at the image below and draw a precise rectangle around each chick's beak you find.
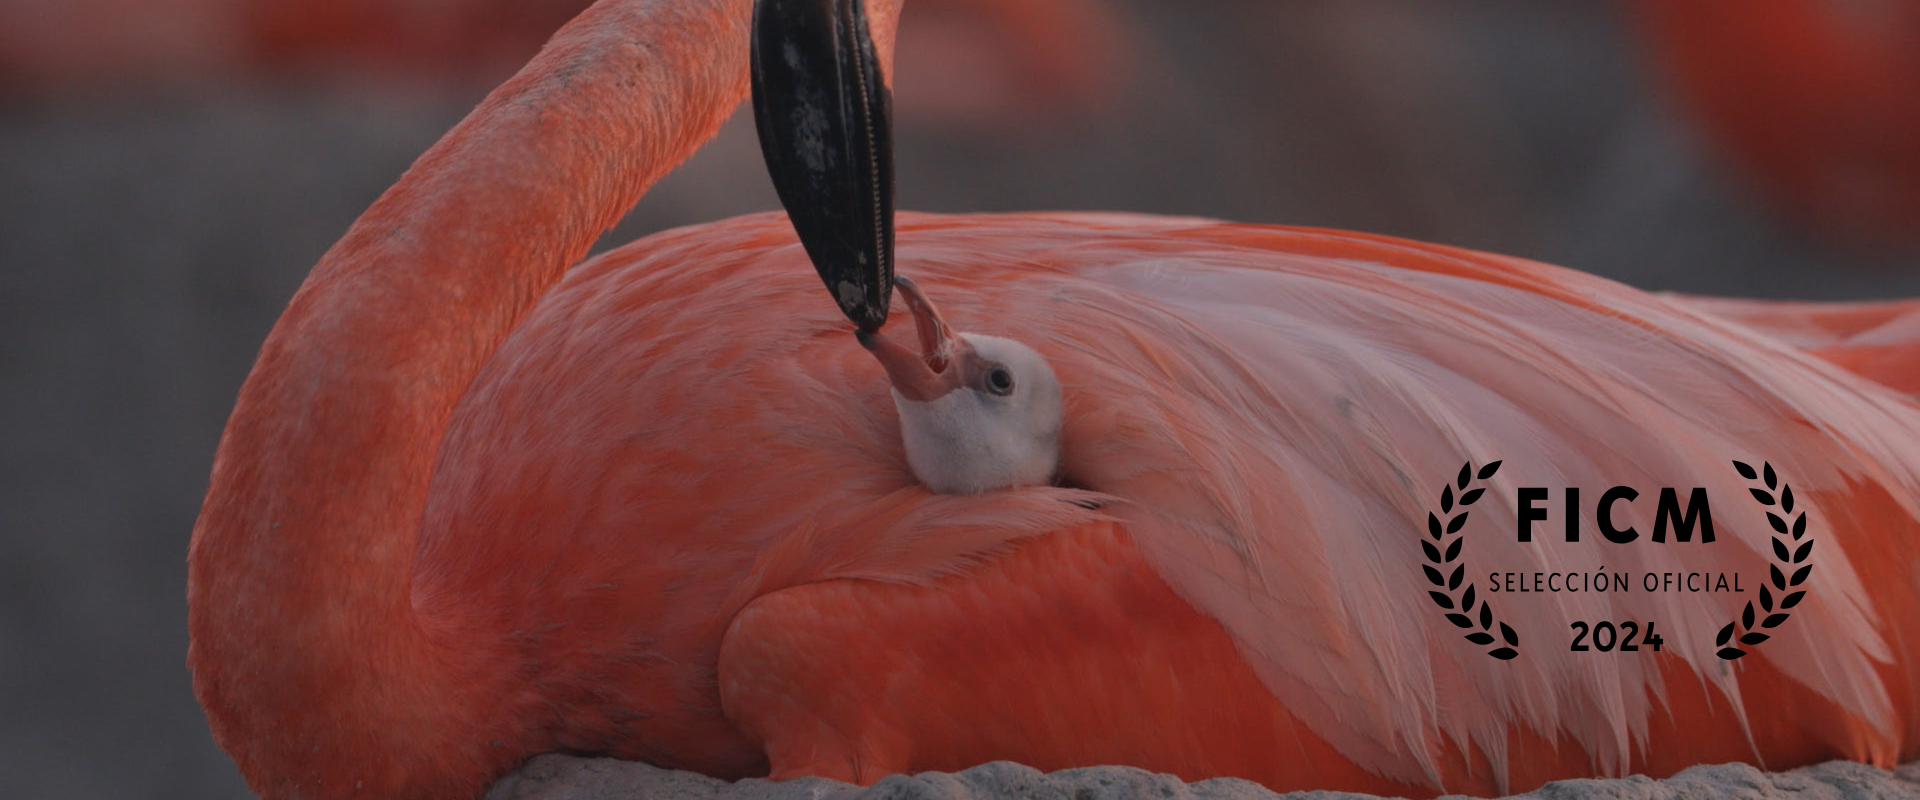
[857,275,967,402]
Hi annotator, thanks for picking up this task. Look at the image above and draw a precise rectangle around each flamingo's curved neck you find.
[184,1,821,796]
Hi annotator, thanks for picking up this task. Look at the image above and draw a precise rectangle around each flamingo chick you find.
[857,275,1062,493]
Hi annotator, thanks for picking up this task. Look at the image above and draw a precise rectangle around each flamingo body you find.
[188,2,1920,798]
[1679,296,1920,395]
[416,211,1920,795]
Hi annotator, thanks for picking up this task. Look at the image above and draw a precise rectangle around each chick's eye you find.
[983,365,1016,396]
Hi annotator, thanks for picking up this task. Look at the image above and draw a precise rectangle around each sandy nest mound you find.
[485,756,1920,800]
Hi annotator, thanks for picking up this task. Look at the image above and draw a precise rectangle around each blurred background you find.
[2,0,1917,797]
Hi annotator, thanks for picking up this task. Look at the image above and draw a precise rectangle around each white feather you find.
[898,214,1920,791]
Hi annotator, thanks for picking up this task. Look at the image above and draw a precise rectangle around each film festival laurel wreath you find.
[1419,460,1814,661]
[1717,460,1813,660]
[1420,460,1520,660]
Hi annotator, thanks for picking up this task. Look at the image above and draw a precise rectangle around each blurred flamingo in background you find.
[235,0,587,81]
[0,0,1122,135]
[1630,0,1920,253]
[184,0,1920,799]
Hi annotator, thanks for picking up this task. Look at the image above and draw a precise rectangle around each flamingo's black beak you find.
[751,0,895,333]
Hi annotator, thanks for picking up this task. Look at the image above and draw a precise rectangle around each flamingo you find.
[1629,0,1920,252]
[187,0,1920,799]
[0,0,1120,117]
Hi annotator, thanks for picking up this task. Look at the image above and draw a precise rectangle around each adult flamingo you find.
[1630,0,1920,252]
[187,0,1920,799]
[0,0,1121,119]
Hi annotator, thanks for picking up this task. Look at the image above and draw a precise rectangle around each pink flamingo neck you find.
[184,1,811,796]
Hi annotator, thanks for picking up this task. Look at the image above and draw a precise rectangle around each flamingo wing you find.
[1673,295,1920,395]
[716,519,1429,794]
[887,212,1920,786]
[418,212,1920,793]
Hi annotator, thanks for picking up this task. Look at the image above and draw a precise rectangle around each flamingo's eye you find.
[983,365,1015,396]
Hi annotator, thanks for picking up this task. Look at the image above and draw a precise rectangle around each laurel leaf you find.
[1423,565,1444,586]
[1489,647,1518,660]
[1772,538,1789,562]
[1767,513,1786,534]
[1441,485,1454,513]
[1763,462,1777,490]
[1444,537,1462,562]
[1479,461,1502,480]
[1792,514,1805,539]
[1791,564,1811,586]
[1427,513,1442,540]
[1771,564,1786,590]
[1460,488,1484,506]
[1423,540,1441,563]
[1781,484,1794,513]
[1782,591,1805,609]
[1717,647,1747,660]
[1762,613,1788,628]
[1500,622,1518,646]
[1760,586,1773,612]
[1429,591,1454,610]
[1749,488,1775,506]
[1742,602,1755,629]
[1461,585,1476,612]
[1445,613,1473,629]
[1733,460,1757,479]
[1448,565,1464,591]
[1466,632,1494,645]
[1715,622,1735,647]
[1447,514,1467,534]
[1457,462,1471,491]
[1794,540,1812,563]
[1740,632,1770,646]
[1479,603,1493,629]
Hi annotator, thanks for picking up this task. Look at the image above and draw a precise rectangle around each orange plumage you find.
[187,2,1920,799]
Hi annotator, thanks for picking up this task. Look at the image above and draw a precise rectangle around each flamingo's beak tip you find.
[858,326,938,401]
[751,0,895,331]
[858,280,972,403]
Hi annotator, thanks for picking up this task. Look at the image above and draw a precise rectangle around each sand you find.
[484,757,1920,800]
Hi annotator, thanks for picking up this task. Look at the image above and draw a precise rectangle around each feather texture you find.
[411,211,1920,794]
